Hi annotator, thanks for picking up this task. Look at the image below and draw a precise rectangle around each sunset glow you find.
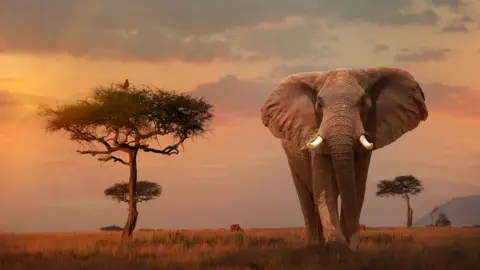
[1,0,480,233]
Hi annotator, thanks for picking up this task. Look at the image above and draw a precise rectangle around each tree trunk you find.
[121,150,139,242]
[408,208,413,227]
[405,196,413,227]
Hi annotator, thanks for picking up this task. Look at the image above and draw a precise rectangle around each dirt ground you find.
[1,227,479,270]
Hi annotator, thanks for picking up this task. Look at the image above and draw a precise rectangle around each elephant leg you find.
[285,153,324,245]
[291,170,324,245]
[312,154,345,244]
[340,151,372,249]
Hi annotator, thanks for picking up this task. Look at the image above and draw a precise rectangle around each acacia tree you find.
[435,212,452,227]
[40,81,214,241]
[105,181,162,204]
[376,175,424,227]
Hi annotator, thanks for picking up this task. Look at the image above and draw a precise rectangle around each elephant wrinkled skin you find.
[260,67,428,251]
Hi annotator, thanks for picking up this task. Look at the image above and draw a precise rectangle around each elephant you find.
[230,224,244,232]
[260,67,428,251]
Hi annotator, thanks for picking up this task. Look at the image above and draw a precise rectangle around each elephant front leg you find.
[340,151,372,250]
[288,160,324,245]
[312,154,346,244]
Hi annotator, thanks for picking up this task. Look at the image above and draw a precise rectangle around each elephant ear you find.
[363,67,428,150]
[261,73,323,149]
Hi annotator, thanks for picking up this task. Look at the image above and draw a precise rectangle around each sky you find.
[1,0,480,232]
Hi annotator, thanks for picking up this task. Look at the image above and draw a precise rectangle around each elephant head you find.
[260,67,428,241]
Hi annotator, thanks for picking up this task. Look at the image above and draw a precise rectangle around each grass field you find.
[1,227,479,270]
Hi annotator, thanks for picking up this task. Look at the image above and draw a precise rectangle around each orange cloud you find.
[422,83,480,119]
[0,77,18,82]
[395,48,452,62]
[0,90,57,124]
[2,76,479,130]
[191,75,480,122]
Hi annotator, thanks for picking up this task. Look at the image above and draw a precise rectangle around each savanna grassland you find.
[1,227,479,270]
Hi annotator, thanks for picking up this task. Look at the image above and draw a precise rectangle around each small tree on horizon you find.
[105,181,162,204]
[39,81,214,242]
[376,175,424,227]
[435,212,452,227]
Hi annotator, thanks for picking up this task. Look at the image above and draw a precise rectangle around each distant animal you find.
[123,79,129,89]
[230,224,244,232]
[360,224,366,230]
[260,67,428,251]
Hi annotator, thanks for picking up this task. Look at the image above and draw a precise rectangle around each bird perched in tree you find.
[123,79,129,89]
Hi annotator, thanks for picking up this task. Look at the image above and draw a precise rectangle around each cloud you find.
[189,74,480,122]
[0,91,20,106]
[270,63,369,78]
[394,48,452,62]
[0,22,241,63]
[0,78,18,83]
[191,75,274,121]
[428,0,477,22]
[0,90,56,123]
[228,21,336,61]
[5,74,480,129]
[373,44,390,54]
[429,0,467,10]
[440,23,469,33]
[455,15,475,23]
[422,83,480,118]
[0,0,440,62]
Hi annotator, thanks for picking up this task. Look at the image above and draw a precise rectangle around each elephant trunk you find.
[323,111,360,242]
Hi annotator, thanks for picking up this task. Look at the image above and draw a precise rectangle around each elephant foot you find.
[305,237,325,247]
[348,231,361,251]
[305,229,325,246]
[322,240,353,257]
[323,230,347,245]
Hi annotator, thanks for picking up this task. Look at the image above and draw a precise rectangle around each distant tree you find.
[435,212,452,227]
[376,175,424,227]
[39,81,214,242]
[105,181,162,204]
[430,205,440,226]
[100,225,123,231]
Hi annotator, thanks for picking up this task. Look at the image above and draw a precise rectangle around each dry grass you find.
[1,227,480,269]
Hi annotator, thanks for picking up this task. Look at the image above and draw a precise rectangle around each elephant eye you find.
[361,96,372,109]
[316,97,324,108]
[315,101,322,112]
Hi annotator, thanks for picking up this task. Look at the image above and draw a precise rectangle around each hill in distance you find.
[414,195,480,227]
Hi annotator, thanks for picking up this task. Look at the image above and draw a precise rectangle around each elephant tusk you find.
[306,135,323,149]
[359,135,373,150]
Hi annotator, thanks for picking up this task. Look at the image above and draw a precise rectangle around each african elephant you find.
[230,224,244,232]
[260,67,428,251]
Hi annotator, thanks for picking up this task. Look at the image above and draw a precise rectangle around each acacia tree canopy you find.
[376,175,424,198]
[105,181,162,203]
[39,83,214,162]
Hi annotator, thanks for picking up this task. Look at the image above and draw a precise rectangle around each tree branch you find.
[76,146,124,156]
[139,136,186,155]
[98,155,130,165]
[141,145,180,155]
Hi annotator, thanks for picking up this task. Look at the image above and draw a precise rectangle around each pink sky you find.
[1,0,480,232]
